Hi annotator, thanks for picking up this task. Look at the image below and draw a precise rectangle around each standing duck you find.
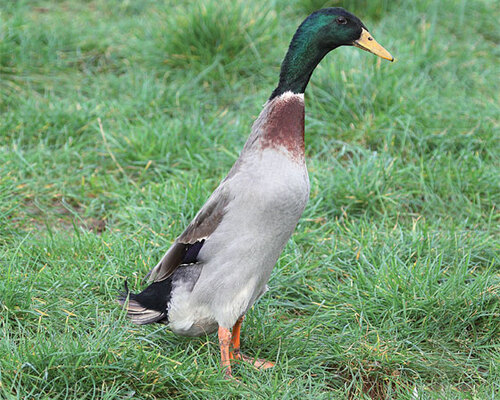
[119,7,393,378]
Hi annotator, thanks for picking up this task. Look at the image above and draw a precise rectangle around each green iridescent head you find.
[270,8,393,99]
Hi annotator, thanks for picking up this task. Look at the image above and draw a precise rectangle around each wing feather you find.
[146,186,231,282]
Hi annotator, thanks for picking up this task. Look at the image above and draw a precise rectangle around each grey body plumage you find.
[120,92,310,336]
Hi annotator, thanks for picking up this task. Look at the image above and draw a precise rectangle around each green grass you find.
[1,0,498,398]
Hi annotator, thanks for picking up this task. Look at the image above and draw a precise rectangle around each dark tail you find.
[118,278,172,325]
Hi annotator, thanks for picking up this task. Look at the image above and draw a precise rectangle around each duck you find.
[119,7,393,378]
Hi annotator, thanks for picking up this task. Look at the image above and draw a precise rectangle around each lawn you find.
[0,0,498,398]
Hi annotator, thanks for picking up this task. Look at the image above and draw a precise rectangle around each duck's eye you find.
[337,16,347,25]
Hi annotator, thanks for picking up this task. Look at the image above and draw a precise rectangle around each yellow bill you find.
[353,28,394,61]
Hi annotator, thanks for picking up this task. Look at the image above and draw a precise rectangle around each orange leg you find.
[229,316,275,370]
[218,326,232,378]
[230,316,244,360]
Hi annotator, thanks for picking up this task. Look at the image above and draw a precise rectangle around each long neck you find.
[270,27,334,100]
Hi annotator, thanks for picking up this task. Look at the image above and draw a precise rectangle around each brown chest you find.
[259,94,305,161]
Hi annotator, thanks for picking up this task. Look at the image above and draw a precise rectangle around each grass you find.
[0,0,498,398]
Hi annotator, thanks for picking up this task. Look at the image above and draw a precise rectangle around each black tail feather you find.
[118,277,173,325]
[117,278,130,304]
